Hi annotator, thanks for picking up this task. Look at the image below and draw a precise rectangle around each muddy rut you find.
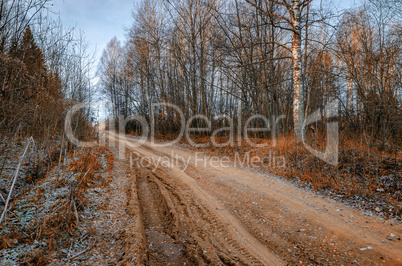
[136,171,189,264]
[131,156,280,265]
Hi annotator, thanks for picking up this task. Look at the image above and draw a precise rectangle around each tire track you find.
[128,144,283,265]
[135,169,190,265]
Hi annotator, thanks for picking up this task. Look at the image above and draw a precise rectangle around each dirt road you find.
[110,134,402,265]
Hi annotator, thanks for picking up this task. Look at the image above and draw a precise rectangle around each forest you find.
[99,0,401,150]
[0,0,94,142]
[0,0,402,264]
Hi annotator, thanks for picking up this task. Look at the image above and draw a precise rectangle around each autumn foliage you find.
[0,144,115,263]
[0,26,65,140]
[67,145,115,183]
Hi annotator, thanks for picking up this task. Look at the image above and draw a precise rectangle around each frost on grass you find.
[0,143,115,264]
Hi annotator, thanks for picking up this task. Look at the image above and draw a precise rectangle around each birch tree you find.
[244,0,313,141]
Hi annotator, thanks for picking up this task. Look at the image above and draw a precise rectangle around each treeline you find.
[0,0,94,142]
[98,0,401,148]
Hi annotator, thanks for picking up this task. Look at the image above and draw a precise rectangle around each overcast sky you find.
[49,0,357,79]
[49,0,135,72]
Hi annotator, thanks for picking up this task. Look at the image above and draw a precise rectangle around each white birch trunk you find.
[292,0,304,141]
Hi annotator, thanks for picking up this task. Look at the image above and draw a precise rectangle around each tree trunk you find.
[292,0,304,142]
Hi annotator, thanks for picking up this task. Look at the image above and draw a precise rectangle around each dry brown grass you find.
[0,144,115,263]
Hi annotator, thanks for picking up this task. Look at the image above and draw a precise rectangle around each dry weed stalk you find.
[0,137,34,226]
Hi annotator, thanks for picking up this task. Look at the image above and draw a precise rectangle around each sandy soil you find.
[106,133,402,265]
